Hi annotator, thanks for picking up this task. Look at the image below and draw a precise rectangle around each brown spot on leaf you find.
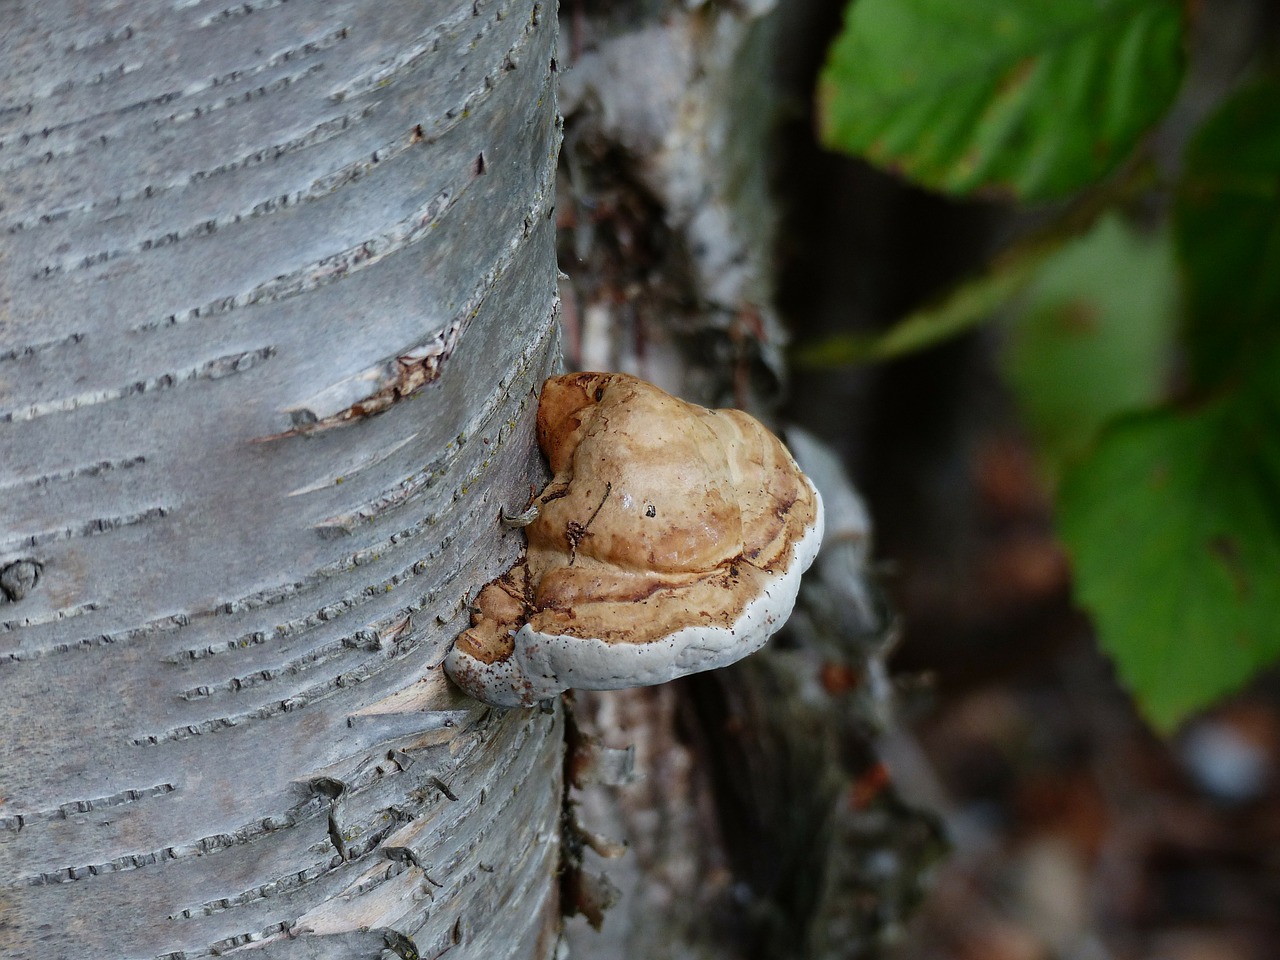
[1054,298,1100,336]
[1209,535,1251,599]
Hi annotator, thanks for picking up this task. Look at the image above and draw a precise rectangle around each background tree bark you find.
[1,3,564,958]
[553,4,938,959]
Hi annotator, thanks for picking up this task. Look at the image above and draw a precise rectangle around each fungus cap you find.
[445,372,824,707]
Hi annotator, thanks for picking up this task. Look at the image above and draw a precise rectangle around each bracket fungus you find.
[444,372,824,707]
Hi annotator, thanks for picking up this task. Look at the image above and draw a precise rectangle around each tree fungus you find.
[445,372,824,707]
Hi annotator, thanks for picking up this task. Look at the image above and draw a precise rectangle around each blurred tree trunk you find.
[0,3,565,959]
[554,4,939,960]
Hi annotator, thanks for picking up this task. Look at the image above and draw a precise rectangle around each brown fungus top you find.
[445,372,824,707]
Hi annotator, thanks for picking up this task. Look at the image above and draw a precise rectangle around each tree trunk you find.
[552,4,940,958]
[0,3,564,959]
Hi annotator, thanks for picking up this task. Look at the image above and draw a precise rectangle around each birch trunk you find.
[0,3,564,959]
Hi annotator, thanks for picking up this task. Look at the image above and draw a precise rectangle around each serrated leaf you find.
[1175,77,1280,388]
[1003,215,1178,479]
[818,0,1184,200]
[1058,369,1280,732]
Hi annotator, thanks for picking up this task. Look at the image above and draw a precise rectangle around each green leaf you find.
[1058,367,1280,732]
[1003,215,1178,479]
[1175,77,1280,388]
[818,0,1184,200]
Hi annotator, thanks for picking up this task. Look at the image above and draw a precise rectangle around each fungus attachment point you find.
[444,372,824,707]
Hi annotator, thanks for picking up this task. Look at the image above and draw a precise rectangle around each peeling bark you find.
[557,0,790,407]
[553,4,941,959]
[1,3,564,958]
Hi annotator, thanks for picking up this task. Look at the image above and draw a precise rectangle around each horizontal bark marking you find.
[286,434,420,498]
[385,742,534,884]
[280,322,464,438]
[3,0,532,269]
[0,782,174,834]
[0,600,99,633]
[175,812,416,923]
[135,59,335,156]
[285,711,552,940]
[0,454,147,495]
[184,103,372,190]
[0,505,170,554]
[177,638,369,701]
[24,1,532,292]
[0,314,540,657]
[0,22,348,177]
[1,609,192,660]
[129,667,469,746]
[0,88,182,175]
[0,345,275,424]
[376,707,546,868]
[369,712,563,952]
[164,530,473,664]
[152,31,352,121]
[309,310,554,525]
[330,0,517,104]
[123,182,460,331]
[1,104,372,239]
[313,12,540,170]
[2,611,190,659]
[13,794,333,888]
[176,607,421,702]
[201,918,298,958]
[158,718,529,924]
[53,22,134,56]
[276,172,557,447]
[118,4,541,331]
[191,0,294,30]
[0,331,85,364]
[3,491,485,661]
[172,847,411,925]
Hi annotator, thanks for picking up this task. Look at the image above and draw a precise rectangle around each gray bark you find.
[0,3,564,959]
